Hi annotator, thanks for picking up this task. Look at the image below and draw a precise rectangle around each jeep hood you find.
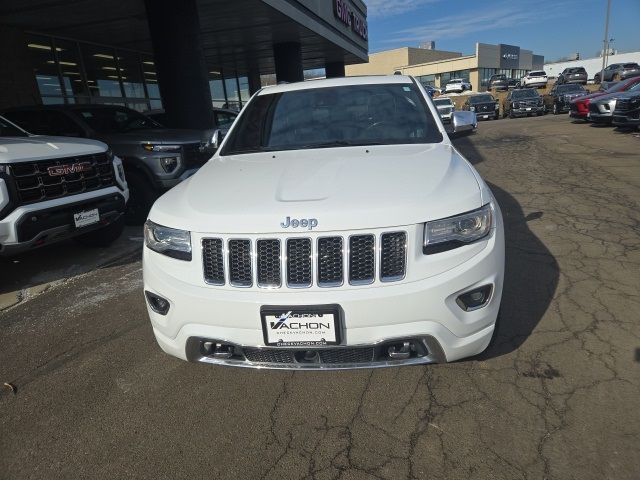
[150,144,483,234]
[0,136,106,163]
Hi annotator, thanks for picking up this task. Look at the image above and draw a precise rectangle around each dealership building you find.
[0,0,368,128]
[347,43,544,91]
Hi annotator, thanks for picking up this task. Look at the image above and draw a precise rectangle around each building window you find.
[417,74,436,87]
[479,68,498,87]
[26,34,64,103]
[224,77,240,111]
[142,57,161,110]
[441,69,470,85]
[55,38,86,104]
[80,44,123,99]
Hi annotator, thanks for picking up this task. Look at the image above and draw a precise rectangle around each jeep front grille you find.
[201,231,407,289]
[8,152,115,206]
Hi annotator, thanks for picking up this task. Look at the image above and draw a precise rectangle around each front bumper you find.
[143,224,505,369]
[511,106,545,117]
[612,112,640,127]
[588,111,612,123]
[0,188,127,256]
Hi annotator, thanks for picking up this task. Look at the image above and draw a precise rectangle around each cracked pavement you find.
[1,116,639,479]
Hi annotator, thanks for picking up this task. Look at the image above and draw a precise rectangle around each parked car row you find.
[569,76,640,128]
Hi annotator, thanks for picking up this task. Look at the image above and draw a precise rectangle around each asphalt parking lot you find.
[1,116,639,479]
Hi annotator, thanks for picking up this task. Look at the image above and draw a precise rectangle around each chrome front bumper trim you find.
[185,335,447,370]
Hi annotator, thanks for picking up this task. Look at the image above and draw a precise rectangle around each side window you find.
[215,111,236,128]
[44,112,85,137]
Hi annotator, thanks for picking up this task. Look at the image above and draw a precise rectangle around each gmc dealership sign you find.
[334,0,368,40]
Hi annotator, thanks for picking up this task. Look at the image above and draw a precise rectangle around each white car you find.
[520,70,548,88]
[444,78,472,93]
[143,75,505,369]
[433,97,455,123]
[0,116,129,255]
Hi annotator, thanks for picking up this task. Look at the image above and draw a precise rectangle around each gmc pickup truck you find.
[0,115,128,256]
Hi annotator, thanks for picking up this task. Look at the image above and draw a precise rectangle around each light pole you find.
[599,0,611,84]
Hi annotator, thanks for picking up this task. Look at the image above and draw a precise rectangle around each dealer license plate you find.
[73,209,99,228]
[261,305,340,346]
[526,107,532,111]
[481,115,489,119]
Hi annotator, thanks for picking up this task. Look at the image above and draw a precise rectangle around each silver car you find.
[433,97,455,123]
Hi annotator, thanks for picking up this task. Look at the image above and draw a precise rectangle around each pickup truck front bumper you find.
[0,188,127,256]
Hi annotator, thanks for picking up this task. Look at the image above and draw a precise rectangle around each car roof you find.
[259,75,414,95]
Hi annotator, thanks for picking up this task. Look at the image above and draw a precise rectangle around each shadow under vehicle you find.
[451,135,559,360]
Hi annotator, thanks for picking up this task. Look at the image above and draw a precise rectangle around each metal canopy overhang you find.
[0,0,367,76]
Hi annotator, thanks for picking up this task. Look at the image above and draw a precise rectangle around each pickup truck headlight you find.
[469,106,476,111]
[144,220,192,261]
[423,204,493,254]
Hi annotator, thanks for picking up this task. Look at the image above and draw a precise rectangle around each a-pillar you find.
[325,61,345,78]
[248,70,262,95]
[144,0,214,129]
[273,42,303,83]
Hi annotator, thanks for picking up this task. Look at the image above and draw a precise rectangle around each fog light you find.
[145,291,170,315]
[456,285,493,311]
[160,157,179,173]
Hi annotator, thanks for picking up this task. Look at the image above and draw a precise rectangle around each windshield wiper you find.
[298,140,385,149]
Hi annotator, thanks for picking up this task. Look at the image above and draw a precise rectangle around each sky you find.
[365,0,640,62]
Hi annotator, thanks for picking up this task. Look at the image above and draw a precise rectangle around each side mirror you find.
[211,129,223,150]
[450,111,477,136]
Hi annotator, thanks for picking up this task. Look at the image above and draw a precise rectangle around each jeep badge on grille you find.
[47,162,92,176]
[280,216,318,230]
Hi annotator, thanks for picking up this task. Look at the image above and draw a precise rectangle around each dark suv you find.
[612,90,640,129]
[2,105,214,223]
[462,94,500,120]
[544,83,589,114]
[487,74,509,91]
[556,67,588,85]
[594,63,640,83]
[502,89,545,118]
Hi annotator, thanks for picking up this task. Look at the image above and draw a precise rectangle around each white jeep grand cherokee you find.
[143,76,504,369]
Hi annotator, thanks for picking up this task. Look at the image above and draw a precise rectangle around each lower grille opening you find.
[187,337,439,368]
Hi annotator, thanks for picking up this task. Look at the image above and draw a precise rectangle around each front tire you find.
[74,217,125,247]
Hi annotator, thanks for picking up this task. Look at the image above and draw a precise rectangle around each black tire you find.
[74,216,124,247]
[494,112,499,120]
[509,110,514,119]
[594,74,601,84]
[124,170,157,225]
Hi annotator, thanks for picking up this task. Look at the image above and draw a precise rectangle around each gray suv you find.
[2,105,214,223]
[594,63,640,83]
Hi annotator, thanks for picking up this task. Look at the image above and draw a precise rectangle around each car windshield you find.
[469,95,494,104]
[557,84,585,93]
[529,71,546,77]
[0,116,29,137]
[492,75,506,80]
[433,98,452,106]
[74,107,161,133]
[221,83,443,155]
[607,81,633,93]
[566,68,585,73]
[623,63,639,69]
[448,79,462,84]
[512,89,540,99]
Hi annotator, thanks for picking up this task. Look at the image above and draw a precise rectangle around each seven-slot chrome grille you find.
[201,232,407,289]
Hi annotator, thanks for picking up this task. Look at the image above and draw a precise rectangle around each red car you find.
[571,77,640,120]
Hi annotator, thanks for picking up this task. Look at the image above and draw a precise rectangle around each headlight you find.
[143,144,181,152]
[144,220,192,261]
[495,103,499,110]
[423,204,493,254]
[513,102,519,108]
[469,106,475,111]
